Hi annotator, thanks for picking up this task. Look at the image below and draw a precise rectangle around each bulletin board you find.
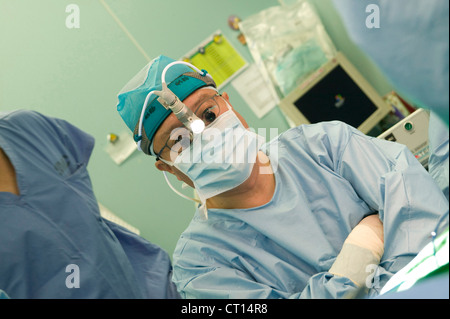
[182,31,248,88]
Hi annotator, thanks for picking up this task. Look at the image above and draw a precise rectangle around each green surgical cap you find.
[116,55,216,155]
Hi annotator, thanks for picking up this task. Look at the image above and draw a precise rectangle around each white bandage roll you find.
[329,222,384,288]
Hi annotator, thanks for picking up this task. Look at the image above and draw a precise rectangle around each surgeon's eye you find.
[202,105,219,125]
[203,105,217,123]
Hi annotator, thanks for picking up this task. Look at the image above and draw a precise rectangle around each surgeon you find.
[0,110,180,299]
[117,55,448,298]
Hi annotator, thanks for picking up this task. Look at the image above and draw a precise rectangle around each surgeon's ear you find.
[155,159,174,174]
[222,91,230,104]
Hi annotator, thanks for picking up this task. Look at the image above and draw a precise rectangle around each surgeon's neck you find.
[205,151,275,210]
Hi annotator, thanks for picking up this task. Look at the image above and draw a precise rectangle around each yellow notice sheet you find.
[183,31,247,88]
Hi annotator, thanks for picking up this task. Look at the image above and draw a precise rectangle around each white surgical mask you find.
[160,102,265,211]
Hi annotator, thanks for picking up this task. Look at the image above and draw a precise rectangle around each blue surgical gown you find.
[0,110,179,299]
[172,121,449,299]
[0,289,9,299]
[428,112,449,202]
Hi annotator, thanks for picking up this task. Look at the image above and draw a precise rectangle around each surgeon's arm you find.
[301,122,447,260]
[174,215,384,299]
[336,125,448,261]
[299,214,384,298]
[292,122,447,298]
[329,214,384,286]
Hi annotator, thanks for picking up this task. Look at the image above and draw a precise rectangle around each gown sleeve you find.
[297,121,448,298]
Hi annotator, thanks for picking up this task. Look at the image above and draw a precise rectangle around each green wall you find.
[0,0,392,257]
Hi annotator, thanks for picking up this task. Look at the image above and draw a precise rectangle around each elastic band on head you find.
[149,138,156,156]
[198,86,219,93]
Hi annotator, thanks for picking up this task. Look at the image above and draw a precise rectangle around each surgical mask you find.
[160,101,265,208]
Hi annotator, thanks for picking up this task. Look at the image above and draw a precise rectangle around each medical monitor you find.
[378,108,430,167]
[279,52,391,134]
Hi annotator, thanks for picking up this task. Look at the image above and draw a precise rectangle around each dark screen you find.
[293,65,378,128]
